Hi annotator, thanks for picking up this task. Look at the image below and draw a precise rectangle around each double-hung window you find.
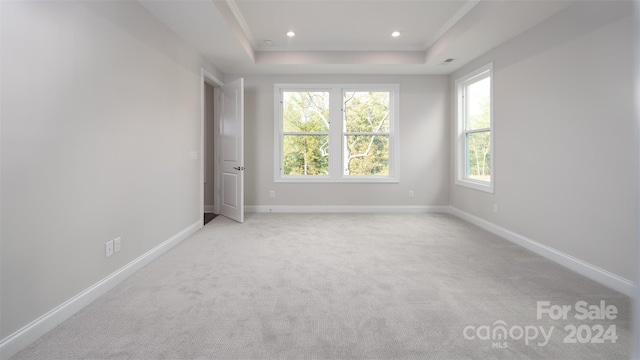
[281,90,331,176]
[455,63,494,193]
[275,84,399,182]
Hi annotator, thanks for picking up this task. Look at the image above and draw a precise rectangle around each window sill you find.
[455,178,494,193]
[275,176,399,184]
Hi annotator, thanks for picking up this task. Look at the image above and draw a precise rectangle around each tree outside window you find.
[456,63,494,193]
[343,91,390,176]
[275,84,399,183]
[282,91,330,176]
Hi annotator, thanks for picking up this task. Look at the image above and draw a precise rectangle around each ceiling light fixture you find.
[286,31,295,37]
[391,31,401,37]
[264,40,273,45]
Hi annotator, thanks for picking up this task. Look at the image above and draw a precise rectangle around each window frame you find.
[455,63,494,193]
[274,83,400,183]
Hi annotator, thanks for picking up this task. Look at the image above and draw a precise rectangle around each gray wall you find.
[1,1,221,338]
[449,1,638,281]
[235,74,450,208]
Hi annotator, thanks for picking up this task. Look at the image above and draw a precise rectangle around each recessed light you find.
[391,31,401,37]
[264,39,273,45]
[286,31,295,37]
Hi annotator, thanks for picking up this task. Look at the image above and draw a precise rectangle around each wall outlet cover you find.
[114,237,121,253]
[105,240,114,258]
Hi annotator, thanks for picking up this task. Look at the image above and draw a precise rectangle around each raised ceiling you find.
[138,0,576,75]
[233,1,469,52]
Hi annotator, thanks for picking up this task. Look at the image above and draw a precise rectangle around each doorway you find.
[201,69,223,226]
[203,81,217,224]
[200,70,244,225]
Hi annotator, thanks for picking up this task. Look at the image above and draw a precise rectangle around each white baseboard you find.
[448,206,636,297]
[2,207,634,359]
[0,220,203,360]
[248,204,635,296]
[246,205,450,213]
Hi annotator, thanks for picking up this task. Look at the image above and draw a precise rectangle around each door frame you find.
[200,68,224,226]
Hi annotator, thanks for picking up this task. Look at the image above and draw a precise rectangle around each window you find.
[455,63,494,193]
[282,91,330,176]
[343,91,391,176]
[275,84,399,182]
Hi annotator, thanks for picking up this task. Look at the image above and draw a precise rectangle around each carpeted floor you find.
[12,213,632,359]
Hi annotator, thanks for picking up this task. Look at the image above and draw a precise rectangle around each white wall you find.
[1,1,220,339]
[232,74,450,209]
[450,1,638,282]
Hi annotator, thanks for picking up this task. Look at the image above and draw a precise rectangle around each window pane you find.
[344,135,389,175]
[283,135,329,175]
[466,76,490,130]
[283,91,330,132]
[343,91,390,133]
[466,131,491,181]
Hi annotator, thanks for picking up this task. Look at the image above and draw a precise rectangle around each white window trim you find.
[455,63,494,193]
[274,83,400,183]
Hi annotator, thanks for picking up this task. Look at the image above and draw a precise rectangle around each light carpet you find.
[12,213,632,359]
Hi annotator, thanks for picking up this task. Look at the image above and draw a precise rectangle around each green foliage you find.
[283,135,329,175]
[343,92,390,176]
[466,98,491,180]
[344,92,390,132]
[281,90,391,176]
[283,91,329,132]
[345,135,389,175]
[282,92,329,175]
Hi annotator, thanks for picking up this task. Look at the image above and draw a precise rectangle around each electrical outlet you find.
[493,204,499,213]
[114,237,121,253]
[408,190,414,198]
[105,240,114,258]
[269,190,275,198]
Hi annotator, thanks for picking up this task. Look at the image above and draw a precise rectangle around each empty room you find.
[1,0,638,359]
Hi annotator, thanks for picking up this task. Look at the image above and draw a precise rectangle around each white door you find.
[220,78,244,223]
